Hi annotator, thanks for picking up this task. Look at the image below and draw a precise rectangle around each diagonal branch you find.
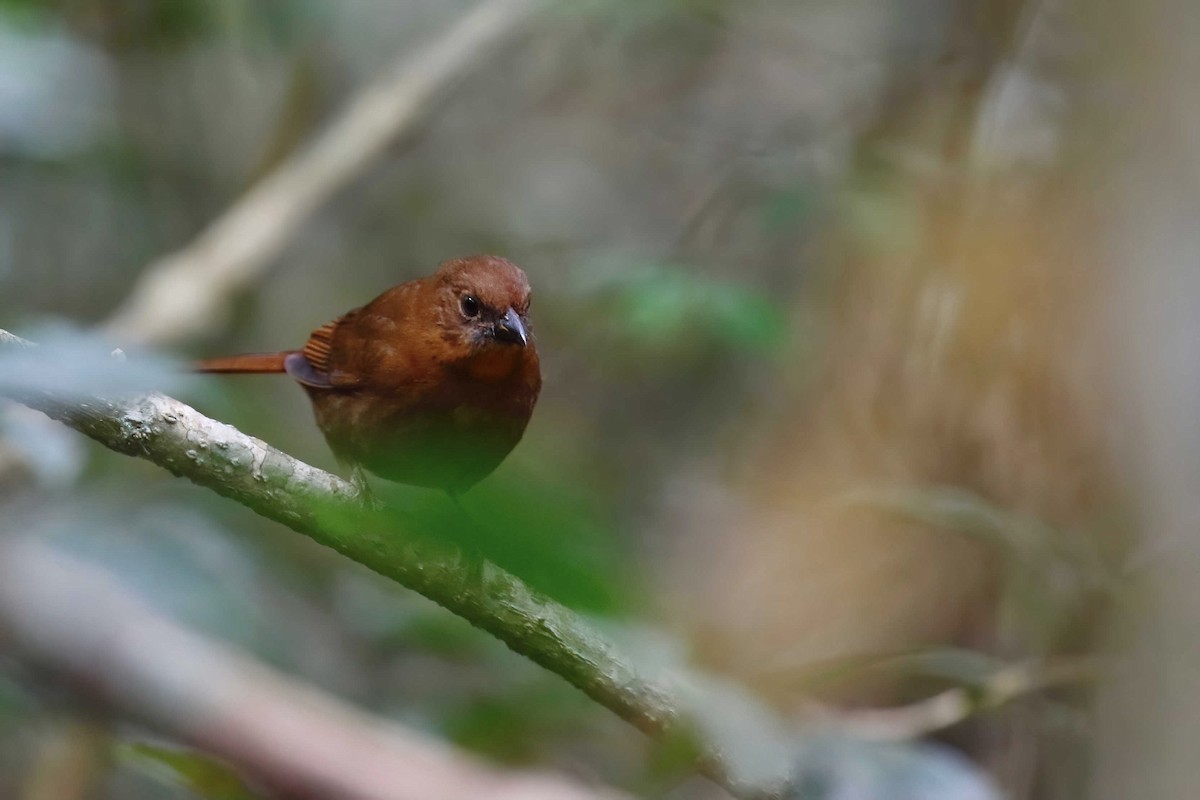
[0,328,794,800]
[0,537,627,800]
[102,0,546,346]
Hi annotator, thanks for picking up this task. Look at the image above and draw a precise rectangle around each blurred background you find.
[1,0,1197,798]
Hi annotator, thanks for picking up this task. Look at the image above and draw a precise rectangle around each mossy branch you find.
[0,328,798,800]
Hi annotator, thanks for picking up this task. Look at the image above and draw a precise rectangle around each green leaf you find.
[443,679,593,764]
[759,647,1007,693]
[835,485,1055,564]
[640,724,706,794]
[579,260,787,357]
[869,649,1006,687]
[118,742,260,800]
[347,471,634,615]
[845,648,1007,688]
[760,186,818,233]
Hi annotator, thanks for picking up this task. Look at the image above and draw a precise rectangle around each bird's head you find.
[433,255,535,368]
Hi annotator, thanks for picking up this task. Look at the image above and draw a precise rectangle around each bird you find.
[195,255,541,495]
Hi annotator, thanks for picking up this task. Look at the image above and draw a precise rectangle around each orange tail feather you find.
[194,352,290,374]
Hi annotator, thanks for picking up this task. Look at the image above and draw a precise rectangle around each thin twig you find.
[832,659,1102,741]
[103,0,545,346]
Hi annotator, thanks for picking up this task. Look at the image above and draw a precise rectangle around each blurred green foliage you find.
[354,475,633,614]
[0,0,320,48]
[118,742,259,800]
[584,261,786,360]
[444,678,597,764]
[0,675,34,722]
[0,0,1103,797]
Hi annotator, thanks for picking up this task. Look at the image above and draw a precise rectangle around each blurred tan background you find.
[1,0,1197,798]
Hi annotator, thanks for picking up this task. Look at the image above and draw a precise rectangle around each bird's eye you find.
[460,295,480,318]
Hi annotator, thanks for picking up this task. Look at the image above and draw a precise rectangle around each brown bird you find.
[196,255,541,494]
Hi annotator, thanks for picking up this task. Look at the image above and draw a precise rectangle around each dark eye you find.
[460,295,480,318]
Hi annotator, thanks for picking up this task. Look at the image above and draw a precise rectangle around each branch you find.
[834,659,1101,741]
[0,537,626,800]
[0,329,31,347]
[0,328,795,800]
[102,0,545,346]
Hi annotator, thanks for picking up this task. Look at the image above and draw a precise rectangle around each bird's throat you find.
[461,346,527,383]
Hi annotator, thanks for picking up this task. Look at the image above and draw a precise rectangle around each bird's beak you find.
[492,307,528,347]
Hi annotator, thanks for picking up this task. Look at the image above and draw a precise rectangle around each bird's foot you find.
[461,547,488,588]
[350,466,382,510]
[448,493,489,588]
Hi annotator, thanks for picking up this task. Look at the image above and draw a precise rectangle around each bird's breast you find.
[459,346,529,384]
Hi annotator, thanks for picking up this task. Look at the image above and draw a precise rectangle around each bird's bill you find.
[492,307,528,347]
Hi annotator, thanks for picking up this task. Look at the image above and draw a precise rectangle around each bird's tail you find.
[194,352,291,373]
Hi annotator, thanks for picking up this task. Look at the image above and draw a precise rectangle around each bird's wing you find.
[285,316,360,389]
[290,281,421,390]
[302,319,338,376]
